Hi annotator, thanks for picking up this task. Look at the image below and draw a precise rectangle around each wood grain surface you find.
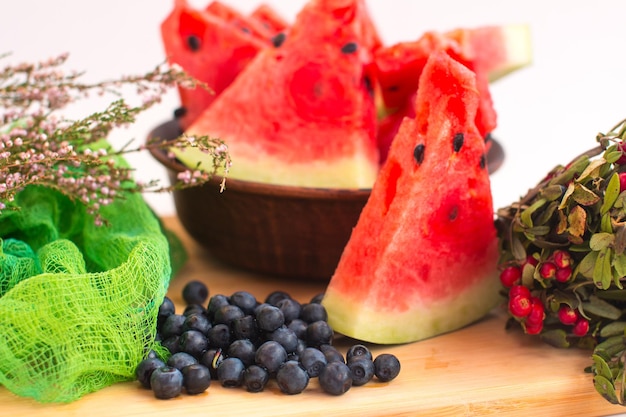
[1,216,624,417]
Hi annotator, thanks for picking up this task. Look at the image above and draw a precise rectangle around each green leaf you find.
[593,247,614,289]
[601,213,614,234]
[572,183,601,206]
[615,225,626,255]
[601,172,621,215]
[540,329,570,348]
[600,321,626,338]
[579,250,599,279]
[540,184,566,201]
[592,353,615,381]
[577,157,606,183]
[605,150,624,164]
[590,232,615,251]
[549,155,590,186]
[558,182,576,210]
[582,295,623,320]
[594,375,619,404]
[520,198,546,228]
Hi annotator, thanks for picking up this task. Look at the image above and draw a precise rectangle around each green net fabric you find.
[0,184,175,403]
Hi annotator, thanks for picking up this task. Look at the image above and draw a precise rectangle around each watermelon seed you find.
[186,35,201,51]
[340,42,358,54]
[453,133,464,152]
[480,154,486,169]
[272,33,286,48]
[413,144,425,165]
[174,107,187,119]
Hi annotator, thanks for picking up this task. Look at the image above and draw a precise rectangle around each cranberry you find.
[525,254,539,267]
[617,141,626,165]
[499,265,522,288]
[524,320,543,335]
[509,284,531,300]
[555,266,573,283]
[526,297,545,325]
[552,250,572,269]
[572,318,590,337]
[557,305,579,325]
[509,294,532,318]
[620,172,626,192]
[539,262,557,279]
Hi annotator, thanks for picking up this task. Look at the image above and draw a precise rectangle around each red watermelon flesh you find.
[374,24,531,162]
[250,4,290,34]
[176,0,380,188]
[160,0,274,129]
[322,50,500,344]
[205,1,277,39]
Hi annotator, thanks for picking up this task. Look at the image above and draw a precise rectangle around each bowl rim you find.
[147,119,505,200]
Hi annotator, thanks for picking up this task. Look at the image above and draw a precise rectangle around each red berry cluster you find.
[499,249,589,337]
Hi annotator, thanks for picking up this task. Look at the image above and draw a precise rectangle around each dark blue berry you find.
[227,339,257,367]
[319,361,352,395]
[255,340,287,374]
[300,303,328,323]
[179,330,208,358]
[244,365,269,393]
[182,312,211,334]
[206,294,230,321]
[346,344,373,363]
[183,303,206,317]
[217,357,245,388]
[207,323,231,349]
[161,313,186,339]
[276,361,309,394]
[299,347,327,378]
[256,304,285,332]
[157,296,175,327]
[309,293,324,304]
[232,315,260,342]
[150,366,183,399]
[182,280,209,306]
[181,363,211,394]
[167,351,197,371]
[276,297,301,323]
[267,326,299,354]
[230,290,258,315]
[306,320,333,347]
[265,290,291,306]
[287,319,308,340]
[213,304,245,326]
[200,348,222,379]
[374,353,401,382]
[320,344,344,364]
[348,357,375,386]
[161,336,180,355]
[136,357,166,389]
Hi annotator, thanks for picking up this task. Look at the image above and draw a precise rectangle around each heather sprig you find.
[0,53,230,225]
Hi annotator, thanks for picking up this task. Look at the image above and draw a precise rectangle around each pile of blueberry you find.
[135,280,401,399]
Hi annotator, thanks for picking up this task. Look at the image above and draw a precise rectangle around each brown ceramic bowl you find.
[148,120,504,281]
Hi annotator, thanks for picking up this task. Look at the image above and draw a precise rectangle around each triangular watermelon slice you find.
[322,50,500,344]
[176,0,381,188]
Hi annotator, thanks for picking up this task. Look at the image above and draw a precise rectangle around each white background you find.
[3,0,626,216]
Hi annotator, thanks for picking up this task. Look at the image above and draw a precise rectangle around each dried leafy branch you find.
[0,53,230,225]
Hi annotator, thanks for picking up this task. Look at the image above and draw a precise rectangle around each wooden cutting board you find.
[1,217,624,417]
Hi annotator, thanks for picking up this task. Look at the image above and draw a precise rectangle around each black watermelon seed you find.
[413,144,425,165]
[453,133,464,152]
[480,154,486,169]
[272,32,286,48]
[173,107,187,119]
[341,42,358,54]
[186,35,201,51]
[448,206,459,221]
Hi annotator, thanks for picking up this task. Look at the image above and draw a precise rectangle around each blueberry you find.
[267,326,299,354]
[318,361,352,396]
[135,357,166,389]
[157,296,175,327]
[183,303,206,317]
[232,315,260,342]
[182,280,209,306]
[179,330,208,358]
[306,320,333,347]
[348,357,375,386]
[207,323,231,349]
[374,353,401,382]
[276,361,309,395]
[300,303,327,323]
[167,351,197,371]
[309,293,325,304]
[299,347,327,378]
[161,313,186,339]
[256,304,285,332]
[161,336,180,355]
[206,294,230,321]
[287,318,308,340]
[200,348,222,379]
[182,312,211,334]
[320,344,345,364]
[243,365,269,393]
[227,339,257,367]
[265,290,291,306]
[346,344,373,363]
[276,297,301,323]
[255,340,287,374]
[150,366,183,399]
[213,304,245,326]
[181,363,211,394]
[230,290,258,315]
[217,357,245,388]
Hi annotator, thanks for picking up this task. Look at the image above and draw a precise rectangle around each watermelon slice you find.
[250,4,290,34]
[176,0,380,188]
[322,50,500,344]
[160,0,276,129]
[374,24,532,162]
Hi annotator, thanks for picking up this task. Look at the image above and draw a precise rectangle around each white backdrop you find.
[3,0,626,216]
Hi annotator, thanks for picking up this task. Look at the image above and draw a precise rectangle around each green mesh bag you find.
[0,184,175,403]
